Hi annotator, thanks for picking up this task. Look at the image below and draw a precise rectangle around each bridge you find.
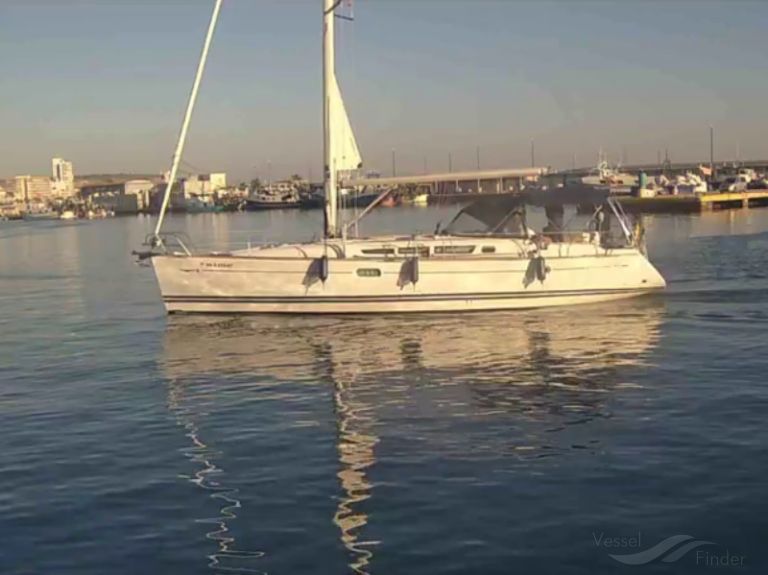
[342,167,549,194]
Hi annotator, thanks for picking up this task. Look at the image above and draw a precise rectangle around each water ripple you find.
[168,377,267,574]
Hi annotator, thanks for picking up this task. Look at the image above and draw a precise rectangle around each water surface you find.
[1,207,766,574]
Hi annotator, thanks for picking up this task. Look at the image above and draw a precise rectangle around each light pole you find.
[709,125,715,185]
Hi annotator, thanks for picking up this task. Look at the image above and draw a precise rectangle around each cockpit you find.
[440,185,639,249]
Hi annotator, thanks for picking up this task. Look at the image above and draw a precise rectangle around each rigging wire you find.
[153,0,222,244]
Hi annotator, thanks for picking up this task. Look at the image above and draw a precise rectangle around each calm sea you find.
[1,207,767,574]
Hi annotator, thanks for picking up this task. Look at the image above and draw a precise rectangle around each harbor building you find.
[51,158,75,197]
[14,175,52,203]
[181,172,227,198]
[80,179,155,214]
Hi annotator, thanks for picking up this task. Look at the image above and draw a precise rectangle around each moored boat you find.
[379,194,398,208]
[402,193,429,207]
[245,190,300,210]
[299,190,325,209]
[339,189,381,208]
[23,211,59,221]
[185,196,222,213]
[2,209,24,221]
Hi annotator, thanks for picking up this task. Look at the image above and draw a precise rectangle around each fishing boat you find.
[299,189,325,210]
[378,192,398,208]
[245,180,302,210]
[142,0,665,314]
[580,156,637,190]
[339,189,382,208]
[245,190,301,211]
[184,195,221,213]
[402,192,429,207]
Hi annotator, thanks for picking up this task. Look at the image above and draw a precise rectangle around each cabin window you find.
[397,247,430,257]
[481,246,496,254]
[361,248,395,256]
[357,268,382,277]
[434,245,476,255]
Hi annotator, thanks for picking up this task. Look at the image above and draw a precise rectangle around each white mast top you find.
[323,0,362,238]
[153,0,222,243]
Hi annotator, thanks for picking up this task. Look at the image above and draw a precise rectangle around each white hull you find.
[152,236,665,314]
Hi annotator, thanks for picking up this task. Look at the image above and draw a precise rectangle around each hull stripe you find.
[163,287,660,304]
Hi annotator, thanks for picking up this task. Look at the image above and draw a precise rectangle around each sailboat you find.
[143,0,666,314]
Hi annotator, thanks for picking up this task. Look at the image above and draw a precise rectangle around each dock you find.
[618,190,768,213]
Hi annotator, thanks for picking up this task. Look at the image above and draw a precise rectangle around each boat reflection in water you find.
[166,360,266,573]
[162,299,664,574]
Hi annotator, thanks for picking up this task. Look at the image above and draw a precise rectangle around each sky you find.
[1,0,767,183]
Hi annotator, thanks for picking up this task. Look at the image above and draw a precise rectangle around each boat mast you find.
[323,0,339,238]
[322,0,362,239]
[153,0,222,244]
